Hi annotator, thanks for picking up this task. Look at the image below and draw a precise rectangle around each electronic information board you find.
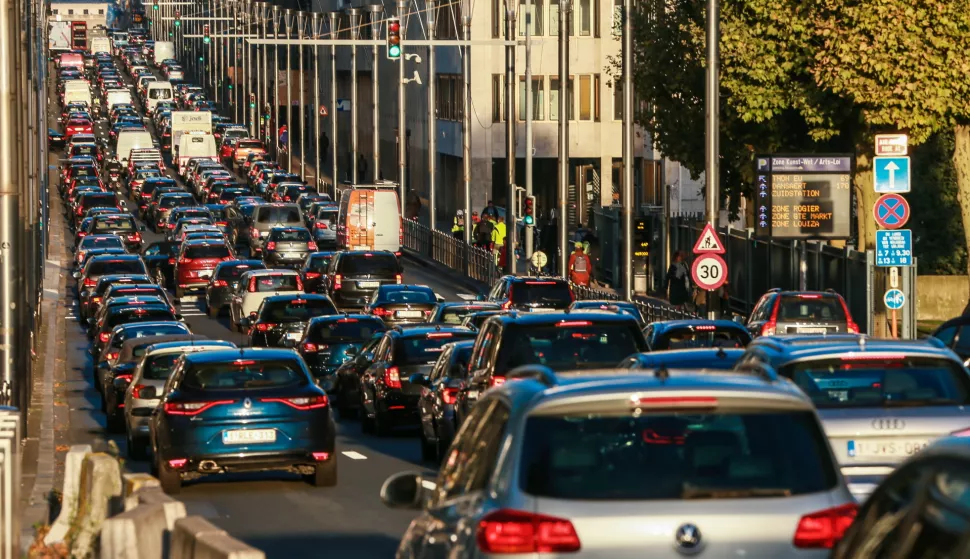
[754,155,853,240]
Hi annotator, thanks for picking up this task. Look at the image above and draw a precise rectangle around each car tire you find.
[127,434,149,461]
[106,407,124,434]
[309,458,337,487]
[360,400,375,434]
[156,458,182,495]
[374,411,392,437]
[175,287,185,300]
[207,303,218,319]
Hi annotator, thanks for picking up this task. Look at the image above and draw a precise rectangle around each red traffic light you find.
[388,21,400,33]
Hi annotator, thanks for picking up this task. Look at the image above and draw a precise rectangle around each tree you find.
[909,131,967,274]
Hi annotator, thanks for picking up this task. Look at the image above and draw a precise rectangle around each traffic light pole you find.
[298,10,306,179]
[329,11,339,190]
[285,8,293,172]
[312,12,322,191]
[348,7,360,183]
[505,5,516,275]
[396,0,406,213]
[368,3,382,186]
[427,0,436,231]
[272,5,281,160]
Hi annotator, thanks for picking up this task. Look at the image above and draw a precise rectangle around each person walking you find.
[568,242,592,286]
[664,250,691,308]
[473,215,494,250]
[481,200,499,221]
[491,215,507,266]
[451,210,465,240]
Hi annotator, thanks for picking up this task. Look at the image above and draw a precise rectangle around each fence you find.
[571,283,700,323]
[402,219,502,287]
[0,409,19,558]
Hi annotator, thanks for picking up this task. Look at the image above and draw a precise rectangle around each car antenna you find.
[655,364,669,382]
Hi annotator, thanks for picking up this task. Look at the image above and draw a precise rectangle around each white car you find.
[228,269,304,332]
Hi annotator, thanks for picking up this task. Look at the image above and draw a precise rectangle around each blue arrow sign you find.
[884,289,905,310]
[873,156,911,193]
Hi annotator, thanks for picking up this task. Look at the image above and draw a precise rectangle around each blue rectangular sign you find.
[876,229,912,267]
[873,156,911,193]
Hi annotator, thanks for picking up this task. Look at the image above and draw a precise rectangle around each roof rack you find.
[506,365,557,387]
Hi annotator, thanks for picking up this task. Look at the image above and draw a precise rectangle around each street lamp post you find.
[427,0,437,231]
[462,14,472,245]
[312,11,322,190]
[557,0,570,278]
[505,3,517,274]
[368,3,382,184]
[397,0,407,213]
[273,5,282,159]
[285,8,294,172]
[328,11,340,190]
[261,2,269,142]
[347,7,360,184]
[298,10,306,178]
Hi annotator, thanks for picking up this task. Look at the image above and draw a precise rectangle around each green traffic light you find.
[228,84,233,90]
[152,3,158,9]
[168,32,173,37]
[388,45,401,58]
[250,103,256,109]
[204,37,210,44]
[198,55,203,61]
[174,20,180,27]
[524,214,534,226]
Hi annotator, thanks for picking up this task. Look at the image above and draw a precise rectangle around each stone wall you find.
[917,275,969,321]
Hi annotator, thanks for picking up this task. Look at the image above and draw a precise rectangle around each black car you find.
[414,340,475,462]
[141,241,180,288]
[322,251,402,309]
[292,315,386,392]
[245,294,338,347]
[364,284,439,327]
[80,273,154,321]
[300,251,336,294]
[482,275,574,312]
[360,326,478,436]
[74,254,149,299]
[643,319,752,351]
[459,309,510,331]
[204,259,266,317]
[262,226,317,268]
[428,302,502,325]
[332,333,385,419]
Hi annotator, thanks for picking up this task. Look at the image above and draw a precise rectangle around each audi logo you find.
[872,418,906,430]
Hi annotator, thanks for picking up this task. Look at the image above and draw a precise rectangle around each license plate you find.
[353,245,371,251]
[358,281,380,288]
[285,331,302,340]
[198,271,211,279]
[847,439,929,459]
[529,308,555,313]
[797,327,828,334]
[397,310,423,318]
[222,429,276,444]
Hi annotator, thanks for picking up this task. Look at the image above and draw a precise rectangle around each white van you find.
[145,82,174,115]
[90,36,111,55]
[176,134,217,176]
[153,41,175,66]
[63,88,93,107]
[105,89,133,111]
[336,183,402,253]
[115,129,155,164]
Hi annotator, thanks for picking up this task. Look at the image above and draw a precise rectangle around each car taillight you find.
[333,274,342,290]
[259,394,328,410]
[265,241,276,251]
[83,277,97,287]
[315,222,328,229]
[372,307,392,317]
[98,332,111,343]
[212,279,228,287]
[167,257,176,265]
[302,342,318,352]
[761,320,776,336]
[105,351,119,361]
[305,271,321,279]
[127,232,141,242]
[476,509,581,554]
[395,273,402,284]
[307,241,317,251]
[501,300,513,310]
[490,376,506,388]
[116,372,133,383]
[178,257,191,265]
[131,384,152,399]
[793,503,857,549]
[164,400,234,416]
[255,323,277,331]
[442,387,459,405]
[384,366,402,389]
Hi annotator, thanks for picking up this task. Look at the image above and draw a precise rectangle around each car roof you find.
[182,347,300,365]
[378,284,433,292]
[390,325,475,337]
[437,301,500,309]
[183,238,228,246]
[245,268,299,276]
[503,275,568,284]
[748,335,957,362]
[308,313,382,325]
[649,319,747,330]
[488,311,640,327]
[261,293,331,304]
[628,348,746,365]
[144,339,237,355]
[120,333,203,353]
[111,321,187,333]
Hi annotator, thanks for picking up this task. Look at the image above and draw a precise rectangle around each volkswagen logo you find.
[872,418,905,430]
[675,524,702,551]
[243,397,252,409]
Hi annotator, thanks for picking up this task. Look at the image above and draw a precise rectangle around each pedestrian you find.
[568,242,592,286]
[406,190,421,219]
[357,154,368,183]
[664,250,691,308]
[481,200,498,221]
[491,215,507,265]
[319,132,329,165]
[451,210,465,241]
[473,214,494,249]
[471,211,480,224]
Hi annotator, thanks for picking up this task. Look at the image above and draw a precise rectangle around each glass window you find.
[436,400,510,501]
[251,274,300,292]
[394,333,477,366]
[381,290,434,304]
[492,75,503,122]
[338,254,399,275]
[270,228,311,242]
[549,77,575,121]
[183,359,308,390]
[307,318,385,343]
[454,75,464,120]
[549,0,575,35]
[497,323,642,371]
[145,353,182,380]
[594,74,601,121]
[261,298,337,322]
[520,410,838,500]
[492,0,502,37]
[518,76,544,121]
[612,0,623,36]
[652,326,750,350]
[184,244,231,259]
[933,326,958,346]
[579,75,591,120]
[777,295,846,322]
[613,82,623,120]
[954,326,970,354]
[578,0,591,35]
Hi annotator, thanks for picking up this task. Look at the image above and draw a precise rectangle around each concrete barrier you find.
[170,516,227,559]
[193,533,265,559]
[67,452,123,558]
[100,502,170,559]
[44,444,92,545]
[122,473,161,512]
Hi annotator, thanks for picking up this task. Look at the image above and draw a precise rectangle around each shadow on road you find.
[246,533,403,559]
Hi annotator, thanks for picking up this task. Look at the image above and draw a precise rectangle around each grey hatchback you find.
[262,226,316,268]
[382,366,856,557]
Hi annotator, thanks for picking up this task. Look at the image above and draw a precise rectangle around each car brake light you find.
[127,232,141,242]
[384,366,402,389]
[105,351,119,361]
[633,396,719,408]
[164,400,234,416]
[116,372,133,383]
[333,274,342,290]
[305,271,321,279]
[372,307,392,317]
[395,273,402,284]
[693,325,716,331]
[302,342,318,352]
[178,257,190,265]
[99,332,111,343]
[798,294,821,299]
[307,241,318,251]
[312,452,330,461]
[476,509,581,554]
[427,332,453,338]
[793,503,857,549]
[490,376,505,387]
[442,387,459,405]
[211,279,228,287]
[255,323,278,332]
[762,300,781,336]
[265,241,276,251]
[83,277,97,287]
[557,321,592,327]
[315,222,328,229]
[260,394,329,410]
[131,384,152,398]
[168,458,188,469]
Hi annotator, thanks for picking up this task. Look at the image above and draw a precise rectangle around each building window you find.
[549,0,575,35]
[579,75,591,120]
[518,76,544,121]
[454,75,464,120]
[492,0,503,37]
[68,9,74,15]
[51,8,57,14]
[437,0,459,39]
[577,0,591,35]
[98,9,104,14]
[83,9,89,14]
[518,0,543,36]
[594,74,601,120]
[436,74,463,121]
[612,0,622,36]
[492,74,503,122]
[613,81,623,120]
[549,76,574,121]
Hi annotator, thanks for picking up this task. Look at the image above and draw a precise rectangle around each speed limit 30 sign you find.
[691,254,728,291]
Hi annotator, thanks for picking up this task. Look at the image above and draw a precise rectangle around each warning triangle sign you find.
[692,223,726,255]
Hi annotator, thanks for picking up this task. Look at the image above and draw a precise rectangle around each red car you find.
[219,138,237,163]
[174,239,236,299]
[64,118,93,138]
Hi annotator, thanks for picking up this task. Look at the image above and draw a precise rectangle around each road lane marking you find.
[456,293,477,301]
[341,451,367,460]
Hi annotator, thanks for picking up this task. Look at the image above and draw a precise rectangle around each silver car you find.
[737,335,970,501]
[123,339,236,460]
[381,366,855,557]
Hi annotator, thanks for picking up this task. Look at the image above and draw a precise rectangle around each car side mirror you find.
[476,294,486,302]
[238,317,250,328]
[408,373,430,387]
[73,271,81,279]
[380,472,430,510]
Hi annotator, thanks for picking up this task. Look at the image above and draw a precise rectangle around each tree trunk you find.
[952,125,970,301]
[853,152,876,251]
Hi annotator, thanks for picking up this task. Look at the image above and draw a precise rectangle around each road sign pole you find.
[891,310,897,339]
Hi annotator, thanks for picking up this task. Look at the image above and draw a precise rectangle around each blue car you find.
[643,319,751,351]
[149,348,337,494]
[292,314,387,391]
[618,347,745,370]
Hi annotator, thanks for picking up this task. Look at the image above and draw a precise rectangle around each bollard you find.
[44,444,92,545]
[67,453,122,558]
[100,501,178,559]
[170,516,226,559]
[194,533,265,559]
[122,473,161,512]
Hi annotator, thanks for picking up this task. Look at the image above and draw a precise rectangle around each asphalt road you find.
[51,54,476,557]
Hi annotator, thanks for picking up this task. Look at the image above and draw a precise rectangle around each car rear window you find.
[573,302,645,323]
[652,326,750,351]
[237,141,263,149]
[261,298,337,322]
[114,325,187,345]
[437,305,496,325]
[520,410,838,500]
[88,259,146,276]
[307,255,333,271]
[218,263,264,279]
[255,207,301,224]
[777,295,846,322]
[394,332,477,366]
[782,356,970,409]
[106,307,175,327]
[381,290,433,304]
[143,242,178,256]
[219,190,243,202]
[80,194,117,209]
[182,359,308,390]
[338,254,398,276]
[271,229,311,242]
[80,236,124,250]
[160,196,193,209]
[93,218,136,232]
[315,209,338,225]
[184,244,231,259]
[251,274,300,292]
[144,353,182,380]
[307,318,385,342]
[510,281,573,306]
[498,323,643,372]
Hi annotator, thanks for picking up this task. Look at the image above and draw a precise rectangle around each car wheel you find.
[175,287,184,300]
[127,433,149,461]
[207,303,219,319]
[308,458,337,487]
[374,410,393,437]
[156,458,182,495]
[106,406,124,434]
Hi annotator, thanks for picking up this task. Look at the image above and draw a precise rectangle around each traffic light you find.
[152,0,158,10]
[174,10,181,26]
[524,195,535,226]
[386,17,401,60]
[203,24,211,44]
[249,93,256,109]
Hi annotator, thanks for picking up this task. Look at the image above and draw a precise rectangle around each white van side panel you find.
[176,135,217,173]
[106,90,133,110]
[116,131,155,163]
[64,89,93,106]
[153,41,175,65]
[372,191,401,252]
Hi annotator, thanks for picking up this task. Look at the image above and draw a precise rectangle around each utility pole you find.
[253,3,262,134]
[298,10,306,178]
[524,0,534,260]
[243,1,252,134]
[369,3,382,186]
[312,11,322,191]
[285,8,294,171]
[462,15,472,245]
[427,0,437,231]
[505,4,517,274]
[261,2,269,142]
[329,11,340,191]
[557,0,570,278]
[704,0,719,318]
[621,0,634,300]
[348,7,360,183]
[397,0,407,213]
[273,5,281,159]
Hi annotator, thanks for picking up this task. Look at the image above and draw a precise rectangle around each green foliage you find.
[910,131,967,274]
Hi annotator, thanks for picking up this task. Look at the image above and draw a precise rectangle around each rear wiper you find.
[881,398,960,407]
[681,487,791,499]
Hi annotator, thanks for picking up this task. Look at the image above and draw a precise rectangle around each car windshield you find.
[80,236,124,250]
[184,244,231,259]
[653,326,749,350]
[271,229,311,242]
[782,357,970,408]
[777,295,846,322]
[87,259,145,276]
[510,281,573,306]
[517,410,838,500]
[255,207,301,223]
[498,323,642,371]
[339,254,398,276]
[261,299,337,323]
[114,325,187,344]
[252,274,299,292]
[218,263,264,279]
[315,209,338,225]
[394,333,477,366]
[381,290,433,304]
[182,359,307,390]
[144,353,182,380]
[307,319,385,343]
[93,218,136,232]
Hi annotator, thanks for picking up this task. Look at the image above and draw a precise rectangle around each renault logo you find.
[675,524,702,550]
[243,398,252,409]
[872,418,905,430]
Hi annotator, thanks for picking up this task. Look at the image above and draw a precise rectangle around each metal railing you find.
[0,408,20,558]
[403,219,502,286]
[570,282,700,323]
